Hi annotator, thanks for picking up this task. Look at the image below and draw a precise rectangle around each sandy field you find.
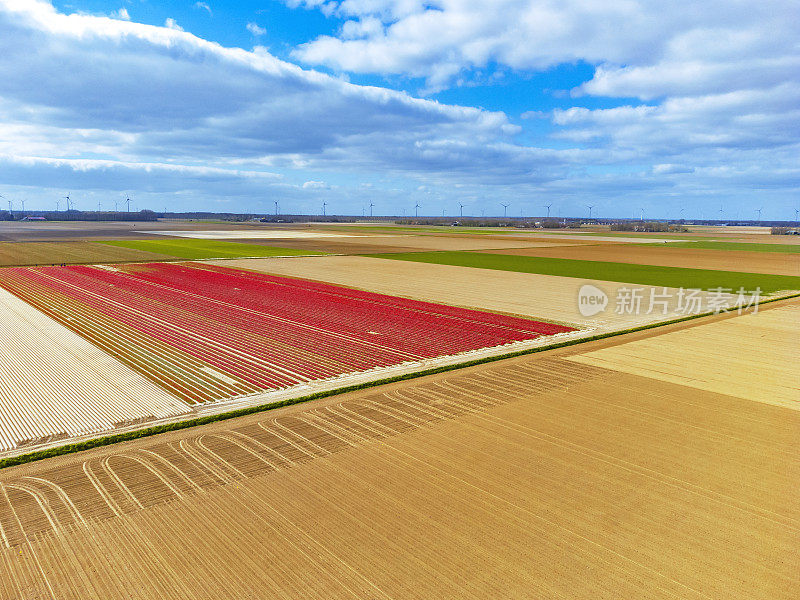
[0,288,189,452]
[482,244,800,276]
[0,241,172,266]
[568,302,800,409]
[214,255,741,331]
[0,326,796,599]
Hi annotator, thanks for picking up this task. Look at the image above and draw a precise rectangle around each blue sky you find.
[1,0,798,219]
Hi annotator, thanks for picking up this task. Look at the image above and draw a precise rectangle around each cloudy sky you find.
[1,0,798,219]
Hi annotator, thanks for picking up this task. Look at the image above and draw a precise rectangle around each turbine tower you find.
[640,207,644,221]
[274,200,279,216]
[322,201,327,217]
[501,203,510,218]
[587,205,594,219]
[414,202,421,217]
[64,194,71,211]
[369,201,374,218]
[459,202,465,217]
[544,204,552,218]
[756,207,763,222]
[125,196,131,212]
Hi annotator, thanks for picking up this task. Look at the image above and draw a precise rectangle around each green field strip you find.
[364,251,800,293]
[655,241,800,253]
[98,239,327,260]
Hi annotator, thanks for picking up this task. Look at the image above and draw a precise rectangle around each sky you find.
[0,0,798,219]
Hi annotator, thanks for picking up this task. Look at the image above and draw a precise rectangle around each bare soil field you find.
[215,255,739,331]
[568,302,800,409]
[0,241,171,266]
[0,287,189,452]
[482,244,800,276]
[0,317,796,599]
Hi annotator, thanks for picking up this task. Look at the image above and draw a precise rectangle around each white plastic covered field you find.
[0,288,189,452]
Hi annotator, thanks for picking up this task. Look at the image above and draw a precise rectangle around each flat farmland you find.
[0,287,189,452]
[217,255,743,331]
[99,238,326,259]
[568,302,800,409]
[0,262,573,406]
[0,311,797,599]
[0,241,172,266]
[482,243,800,276]
[369,251,800,293]
[200,233,588,254]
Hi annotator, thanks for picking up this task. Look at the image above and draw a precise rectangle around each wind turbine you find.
[369,201,374,218]
[501,203,510,218]
[125,196,131,212]
[322,201,327,217]
[414,202,421,217]
[795,208,799,224]
[459,202,465,217]
[755,207,763,222]
[587,205,594,219]
[64,193,71,211]
[640,207,644,221]
[718,205,724,221]
[56,199,59,212]
[114,200,118,212]
[544,203,552,218]
[274,200,279,215]
[21,199,25,213]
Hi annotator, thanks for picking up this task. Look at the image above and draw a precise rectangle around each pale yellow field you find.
[213,255,737,331]
[567,303,800,409]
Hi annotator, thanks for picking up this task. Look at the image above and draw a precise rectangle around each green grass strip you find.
[2,292,796,471]
[365,251,800,293]
[656,241,800,254]
[98,239,326,260]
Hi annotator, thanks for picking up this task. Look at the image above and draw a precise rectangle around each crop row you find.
[0,263,574,404]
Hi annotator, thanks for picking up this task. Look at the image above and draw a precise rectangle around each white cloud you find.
[290,1,799,97]
[246,22,266,36]
[110,8,129,21]
[193,2,212,17]
[302,180,328,189]
[164,17,183,31]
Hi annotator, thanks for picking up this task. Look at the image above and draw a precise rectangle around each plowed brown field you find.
[1,304,797,599]
[481,244,800,276]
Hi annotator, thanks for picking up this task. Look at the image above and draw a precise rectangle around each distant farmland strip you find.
[99,238,327,259]
[0,263,574,404]
[368,251,800,293]
[658,241,800,253]
[0,241,172,266]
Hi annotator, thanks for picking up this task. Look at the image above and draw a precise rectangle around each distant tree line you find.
[610,221,688,233]
[0,210,159,222]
